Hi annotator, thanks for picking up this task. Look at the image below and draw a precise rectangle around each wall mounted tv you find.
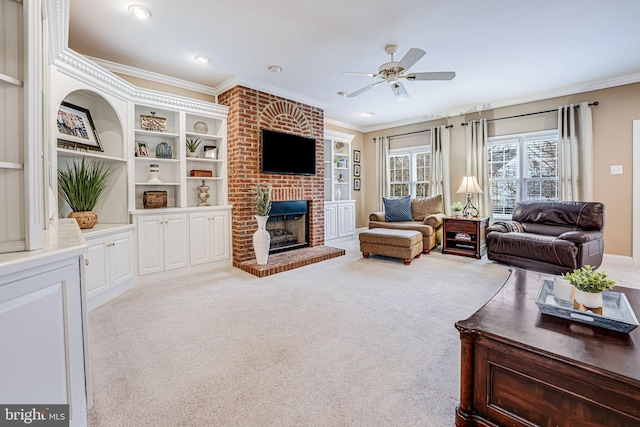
[261,129,317,175]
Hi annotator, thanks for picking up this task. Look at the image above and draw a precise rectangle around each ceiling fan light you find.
[194,55,211,64]
[128,5,151,20]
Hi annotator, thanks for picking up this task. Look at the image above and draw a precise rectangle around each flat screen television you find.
[261,129,316,175]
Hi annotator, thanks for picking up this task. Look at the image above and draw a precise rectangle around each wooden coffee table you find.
[455,269,640,427]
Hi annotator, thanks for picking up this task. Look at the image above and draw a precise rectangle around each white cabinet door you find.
[85,238,108,298]
[211,210,230,261]
[189,212,211,265]
[325,204,338,240]
[163,213,188,271]
[137,215,165,275]
[110,232,133,287]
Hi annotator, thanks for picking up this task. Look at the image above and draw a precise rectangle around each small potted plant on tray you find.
[563,265,616,309]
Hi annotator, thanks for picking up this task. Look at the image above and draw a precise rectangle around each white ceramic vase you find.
[253,215,271,265]
[553,277,574,302]
[574,289,603,308]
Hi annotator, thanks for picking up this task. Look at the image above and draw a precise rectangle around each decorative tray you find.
[535,280,639,333]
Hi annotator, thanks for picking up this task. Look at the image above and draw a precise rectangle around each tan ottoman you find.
[359,228,423,265]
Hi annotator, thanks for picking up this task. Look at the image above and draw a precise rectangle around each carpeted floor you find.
[87,237,511,426]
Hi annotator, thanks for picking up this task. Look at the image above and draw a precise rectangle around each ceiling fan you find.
[342,44,456,101]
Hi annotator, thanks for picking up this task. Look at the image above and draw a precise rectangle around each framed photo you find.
[136,141,149,157]
[56,101,103,151]
[353,164,361,177]
[353,150,361,163]
[203,145,218,159]
[354,178,361,191]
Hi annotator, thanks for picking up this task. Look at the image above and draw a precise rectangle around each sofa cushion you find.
[383,196,413,222]
[513,201,604,231]
[411,195,444,221]
[487,232,579,268]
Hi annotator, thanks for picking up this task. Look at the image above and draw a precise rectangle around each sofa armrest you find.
[369,211,386,222]
[487,221,524,234]
[424,212,446,229]
[558,230,604,244]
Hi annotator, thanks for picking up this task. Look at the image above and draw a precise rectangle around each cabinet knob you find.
[85,258,90,266]
[458,225,463,230]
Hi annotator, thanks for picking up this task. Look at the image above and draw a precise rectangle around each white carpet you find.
[87,237,510,426]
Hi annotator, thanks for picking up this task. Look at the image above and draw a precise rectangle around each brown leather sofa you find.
[486,201,605,274]
[369,195,446,253]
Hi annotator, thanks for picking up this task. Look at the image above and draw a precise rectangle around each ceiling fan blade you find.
[341,72,378,77]
[397,48,426,72]
[347,80,385,98]
[390,81,409,101]
[405,71,456,81]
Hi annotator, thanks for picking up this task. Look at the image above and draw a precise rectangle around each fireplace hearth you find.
[267,200,309,254]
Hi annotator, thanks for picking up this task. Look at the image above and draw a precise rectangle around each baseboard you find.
[603,253,634,266]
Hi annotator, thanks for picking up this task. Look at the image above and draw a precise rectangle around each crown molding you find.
[89,57,219,97]
[359,72,640,133]
[324,117,365,133]
[215,76,328,110]
[324,129,355,142]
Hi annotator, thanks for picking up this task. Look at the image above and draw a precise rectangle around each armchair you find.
[369,195,446,253]
[486,201,605,274]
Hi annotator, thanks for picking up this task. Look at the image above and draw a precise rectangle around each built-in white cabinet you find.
[134,212,188,275]
[83,225,135,311]
[189,209,230,265]
[324,130,356,240]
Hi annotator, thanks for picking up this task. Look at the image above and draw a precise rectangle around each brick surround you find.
[219,86,325,266]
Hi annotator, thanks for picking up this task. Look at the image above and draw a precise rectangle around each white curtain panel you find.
[465,119,492,219]
[375,135,390,210]
[558,102,593,201]
[430,125,451,215]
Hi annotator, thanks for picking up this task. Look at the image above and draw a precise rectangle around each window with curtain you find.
[388,146,430,197]
[487,130,559,218]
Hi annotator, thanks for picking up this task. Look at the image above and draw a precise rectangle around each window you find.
[388,146,430,197]
[487,130,559,218]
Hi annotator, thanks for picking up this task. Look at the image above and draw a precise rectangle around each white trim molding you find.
[633,120,640,266]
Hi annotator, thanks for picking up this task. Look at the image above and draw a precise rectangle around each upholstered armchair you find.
[369,194,446,253]
[486,201,605,274]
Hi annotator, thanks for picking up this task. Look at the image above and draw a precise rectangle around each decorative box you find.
[143,191,167,209]
[189,170,213,177]
[140,114,167,132]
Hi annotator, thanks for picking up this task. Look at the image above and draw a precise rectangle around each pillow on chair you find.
[383,195,413,222]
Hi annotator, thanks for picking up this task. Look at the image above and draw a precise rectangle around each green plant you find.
[253,183,272,216]
[563,265,615,293]
[451,202,464,212]
[186,137,202,152]
[58,158,112,212]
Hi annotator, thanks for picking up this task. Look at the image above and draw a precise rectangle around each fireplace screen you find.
[266,201,309,254]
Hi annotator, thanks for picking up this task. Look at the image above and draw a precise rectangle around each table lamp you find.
[456,176,483,217]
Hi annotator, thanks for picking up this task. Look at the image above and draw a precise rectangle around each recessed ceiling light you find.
[194,55,211,64]
[268,65,283,73]
[362,112,375,117]
[128,5,151,20]
[336,91,347,97]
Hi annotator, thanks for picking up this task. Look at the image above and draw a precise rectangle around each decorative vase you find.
[187,151,198,158]
[193,121,208,134]
[197,180,210,207]
[454,211,463,218]
[147,163,162,183]
[253,215,271,265]
[69,211,98,229]
[574,289,603,309]
[155,142,172,159]
[335,188,341,200]
[553,277,574,302]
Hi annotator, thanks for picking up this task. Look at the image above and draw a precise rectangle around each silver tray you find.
[535,280,639,333]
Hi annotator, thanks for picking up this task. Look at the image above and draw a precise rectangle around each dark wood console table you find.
[455,269,640,427]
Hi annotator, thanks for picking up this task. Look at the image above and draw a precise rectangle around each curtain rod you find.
[372,124,453,141]
[460,102,599,126]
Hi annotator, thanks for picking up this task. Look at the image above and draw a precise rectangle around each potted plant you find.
[252,183,273,265]
[563,265,616,309]
[451,201,464,217]
[186,137,201,157]
[58,158,112,229]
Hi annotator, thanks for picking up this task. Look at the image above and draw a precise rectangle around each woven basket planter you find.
[69,211,98,229]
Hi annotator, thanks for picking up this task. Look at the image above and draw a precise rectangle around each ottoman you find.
[359,228,424,265]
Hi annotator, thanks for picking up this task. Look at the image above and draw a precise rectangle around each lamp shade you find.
[456,176,483,194]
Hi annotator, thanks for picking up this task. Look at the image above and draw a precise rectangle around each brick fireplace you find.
[219,86,325,267]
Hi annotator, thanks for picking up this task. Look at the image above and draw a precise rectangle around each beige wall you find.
[114,73,217,103]
[363,82,640,257]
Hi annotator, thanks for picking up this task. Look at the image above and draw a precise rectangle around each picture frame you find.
[354,178,361,191]
[136,141,149,157]
[353,164,361,177]
[56,101,103,152]
[203,145,218,159]
[353,150,361,163]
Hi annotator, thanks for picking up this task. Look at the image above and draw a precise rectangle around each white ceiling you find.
[68,0,640,131]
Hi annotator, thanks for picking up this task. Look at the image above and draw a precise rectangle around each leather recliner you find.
[486,201,605,274]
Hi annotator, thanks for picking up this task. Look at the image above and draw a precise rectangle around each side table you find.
[442,216,488,259]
